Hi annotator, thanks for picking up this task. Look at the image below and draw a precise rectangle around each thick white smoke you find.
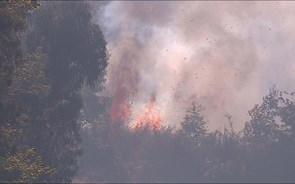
[92,1,295,131]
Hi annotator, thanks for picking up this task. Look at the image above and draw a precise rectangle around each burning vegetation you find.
[132,92,161,130]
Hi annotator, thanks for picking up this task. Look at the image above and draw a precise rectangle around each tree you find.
[0,48,54,183]
[0,1,54,182]
[243,87,281,145]
[21,1,108,182]
[180,101,207,143]
[241,87,295,182]
[0,0,39,98]
[75,85,116,182]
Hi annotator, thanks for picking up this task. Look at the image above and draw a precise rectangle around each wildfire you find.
[110,97,131,124]
[109,89,132,141]
[110,88,161,135]
[132,92,161,130]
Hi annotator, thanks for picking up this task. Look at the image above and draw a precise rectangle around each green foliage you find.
[1,147,54,183]
[8,48,50,98]
[20,1,108,182]
[0,0,40,98]
[0,49,54,182]
[26,1,108,93]
[0,1,53,182]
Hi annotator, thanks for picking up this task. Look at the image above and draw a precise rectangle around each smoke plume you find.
[92,1,295,131]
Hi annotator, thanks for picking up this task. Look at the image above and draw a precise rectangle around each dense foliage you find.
[76,87,295,183]
[0,1,108,182]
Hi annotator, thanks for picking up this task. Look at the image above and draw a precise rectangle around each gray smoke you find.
[91,1,295,131]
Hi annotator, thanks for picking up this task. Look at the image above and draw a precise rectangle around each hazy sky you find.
[92,1,295,131]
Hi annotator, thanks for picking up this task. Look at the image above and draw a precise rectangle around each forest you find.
[1,1,295,183]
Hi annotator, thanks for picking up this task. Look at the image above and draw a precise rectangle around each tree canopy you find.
[0,1,108,182]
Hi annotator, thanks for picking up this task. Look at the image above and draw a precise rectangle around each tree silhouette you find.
[180,101,207,143]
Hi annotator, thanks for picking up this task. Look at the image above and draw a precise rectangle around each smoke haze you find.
[92,1,295,130]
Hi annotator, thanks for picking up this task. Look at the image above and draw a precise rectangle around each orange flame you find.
[133,92,161,130]
[110,93,131,124]
[109,89,132,141]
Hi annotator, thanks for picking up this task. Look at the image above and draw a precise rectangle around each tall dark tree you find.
[0,1,54,182]
[76,85,117,182]
[21,1,108,182]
